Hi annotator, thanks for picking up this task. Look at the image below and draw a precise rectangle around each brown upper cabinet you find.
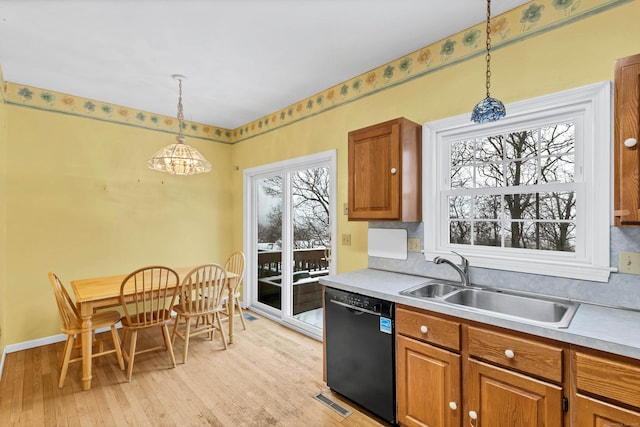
[614,53,640,226]
[347,118,422,221]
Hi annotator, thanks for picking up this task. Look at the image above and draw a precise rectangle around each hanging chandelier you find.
[471,0,506,123]
[147,75,212,175]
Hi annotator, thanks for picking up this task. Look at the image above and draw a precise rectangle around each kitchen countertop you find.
[320,268,640,360]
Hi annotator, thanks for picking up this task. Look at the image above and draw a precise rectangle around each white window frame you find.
[423,81,613,282]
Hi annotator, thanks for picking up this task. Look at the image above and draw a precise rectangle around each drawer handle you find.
[449,401,457,410]
[469,410,478,426]
[624,137,637,148]
[391,167,397,174]
[420,325,428,334]
[505,349,515,359]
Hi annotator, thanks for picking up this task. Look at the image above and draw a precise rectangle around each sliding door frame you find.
[243,150,337,340]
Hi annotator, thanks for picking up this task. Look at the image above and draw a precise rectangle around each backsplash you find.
[368,222,640,310]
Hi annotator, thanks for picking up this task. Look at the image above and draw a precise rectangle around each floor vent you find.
[243,313,258,321]
[313,393,352,418]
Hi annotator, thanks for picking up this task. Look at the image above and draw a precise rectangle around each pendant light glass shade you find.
[147,75,212,176]
[147,135,212,175]
[471,0,506,124]
[471,96,506,123]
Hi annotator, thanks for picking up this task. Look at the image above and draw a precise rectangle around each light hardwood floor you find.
[0,311,390,427]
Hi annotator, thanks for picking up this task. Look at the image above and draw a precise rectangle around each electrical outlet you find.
[342,233,352,246]
[343,203,349,215]
[407,237,421,252]
[619,251,640,274]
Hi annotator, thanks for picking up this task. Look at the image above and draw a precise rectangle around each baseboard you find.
[0,350,5,383]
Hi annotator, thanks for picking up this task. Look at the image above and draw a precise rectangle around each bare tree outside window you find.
[259,168,330,249]
[449,123,576,252]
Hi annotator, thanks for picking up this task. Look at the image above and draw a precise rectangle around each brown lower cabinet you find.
[396,335,461,426]
[467,359,562,426]
[395,303,640,427]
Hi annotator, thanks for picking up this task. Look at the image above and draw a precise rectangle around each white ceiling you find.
[0,0,530,129]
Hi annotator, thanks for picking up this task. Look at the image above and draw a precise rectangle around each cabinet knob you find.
[449,401,457,410]
[505,349,515,359]
[391,167,397,174]
[420,325,428,334]
[624,138,637,148]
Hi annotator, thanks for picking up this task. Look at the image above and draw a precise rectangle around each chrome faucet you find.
[433,251,470,287]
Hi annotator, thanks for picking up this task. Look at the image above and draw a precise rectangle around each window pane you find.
[474,195,502,219]
[504,221,575,252]
[521,192,576,221]
[476,163,503,188]
[450,221,471,244]
[536,222,576,252]
[476,135,504,162]
[503,193,534,220]
[451,165,473,189]
[449,195,471,219]
[505,130,537,160]
[540,123,574,155]
[541,155,574,183]
[506,158,538,186]
[451,140,474,168]
[473,221,501,247]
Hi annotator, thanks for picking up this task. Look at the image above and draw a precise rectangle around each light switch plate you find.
[619,251,640,274]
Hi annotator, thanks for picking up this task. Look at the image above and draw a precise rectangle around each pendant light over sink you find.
[147,75,212,175]
[471,0,506,124]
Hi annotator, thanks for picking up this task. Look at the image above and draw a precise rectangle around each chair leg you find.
[182,317,191,364]
[110,325,125,371]
[214,313,228,350]
[58,335,75,388]
[235,299,247,330]
[171,314,180,345]
[161,324,177,368]
[126,330,138,382]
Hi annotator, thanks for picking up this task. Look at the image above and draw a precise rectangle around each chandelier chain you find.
[177,78,185,137]
[485,0,492,98]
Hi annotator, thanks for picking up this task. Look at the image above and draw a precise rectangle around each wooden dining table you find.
[71,266,239,391]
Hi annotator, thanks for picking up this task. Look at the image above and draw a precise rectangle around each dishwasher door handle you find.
[329,299,381,316]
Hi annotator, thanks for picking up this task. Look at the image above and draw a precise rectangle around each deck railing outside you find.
[257,248,329,315]
[258,248,329,278]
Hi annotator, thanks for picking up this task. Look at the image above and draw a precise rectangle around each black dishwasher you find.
[324,287,395,424]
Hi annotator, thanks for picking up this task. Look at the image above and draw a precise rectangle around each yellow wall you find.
[231,1,640,274]
[4,107,234,343]
[1,0,639,345]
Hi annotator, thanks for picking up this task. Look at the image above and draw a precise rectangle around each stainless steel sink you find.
[400,280,463,298]
[443,288,579,328]
[400,281,579,328]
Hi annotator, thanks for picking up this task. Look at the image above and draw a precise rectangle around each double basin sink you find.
[400,279,579,328]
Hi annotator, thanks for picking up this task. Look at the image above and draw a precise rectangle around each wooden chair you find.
[171,264,228,363]
[222,250,247,330]
[48,272,125,388]
[119,266,179,382]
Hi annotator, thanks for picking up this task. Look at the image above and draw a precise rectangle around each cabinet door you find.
[576,395,640,426]
[614,53,640,225]
[348,120,402,220]
[467,359,562,427]
[397,335,461,427]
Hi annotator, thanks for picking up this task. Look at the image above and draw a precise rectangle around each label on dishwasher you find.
[379,317,392,334]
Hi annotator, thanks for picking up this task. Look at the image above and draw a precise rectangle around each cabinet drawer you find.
[467,326,563,383]
[575,351,640,408]
[396,306,460,351]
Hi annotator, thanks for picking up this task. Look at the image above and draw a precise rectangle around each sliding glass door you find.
[245,151,336,338]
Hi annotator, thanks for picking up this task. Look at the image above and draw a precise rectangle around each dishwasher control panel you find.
[325,287,393,317]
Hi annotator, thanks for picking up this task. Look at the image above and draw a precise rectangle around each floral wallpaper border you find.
[0,0,629,145]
